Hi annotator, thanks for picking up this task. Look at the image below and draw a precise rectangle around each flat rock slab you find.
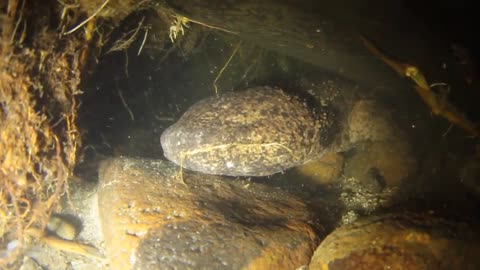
[98,157,320,270]
[309,212,480,270]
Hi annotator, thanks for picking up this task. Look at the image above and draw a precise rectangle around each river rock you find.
[309,212,480,270]
[97,157,321,270]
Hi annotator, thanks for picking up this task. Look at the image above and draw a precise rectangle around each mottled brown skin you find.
[161,86,338,176]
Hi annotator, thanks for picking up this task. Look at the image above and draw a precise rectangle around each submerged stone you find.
[160,86,337,176]
[97,157,320,270]
[308,212,480,270]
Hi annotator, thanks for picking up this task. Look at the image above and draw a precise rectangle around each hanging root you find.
[1,0,84,265]
[107,17,145,53]
[167,12,238,43]
[213,41,242,96]
[64,0,110,35]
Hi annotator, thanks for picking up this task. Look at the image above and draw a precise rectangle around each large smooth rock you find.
[98,157,321,270]
[309,212,480,270]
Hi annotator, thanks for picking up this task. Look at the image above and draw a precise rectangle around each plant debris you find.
[0,0,105,266]
[361,36,480,137]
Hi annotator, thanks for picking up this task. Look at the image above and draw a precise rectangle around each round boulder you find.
[309,212,480,270]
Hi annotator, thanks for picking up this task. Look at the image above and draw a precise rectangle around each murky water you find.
[79,0,480,235]
[3,1,479,269]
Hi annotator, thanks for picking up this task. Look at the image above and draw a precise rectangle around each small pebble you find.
[47,215,78,240]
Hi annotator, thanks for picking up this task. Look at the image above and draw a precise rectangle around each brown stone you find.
[338,100,416,187]
[343,140,415,187]
[295,153,344,185]
[309,212,480,270]
[98,157,320,270]
[342,100,396,144]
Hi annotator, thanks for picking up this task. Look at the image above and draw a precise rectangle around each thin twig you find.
[188,17,238,35]
[362,35,480,137]
[442,123,454,137]
[154,45,176,70]
[118,89,134,121]
[63,0,110,35]
[166,12,237,35]
[124,50,129,77]
[9,0,25,44]
[213,41,241,97]
[27,228,104,259]
[239,48,263,83]
[3,0,19,48]
[18,20,27,43]
[58,0,80,22]
[108,17,145,53]
[137,28,148,56]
